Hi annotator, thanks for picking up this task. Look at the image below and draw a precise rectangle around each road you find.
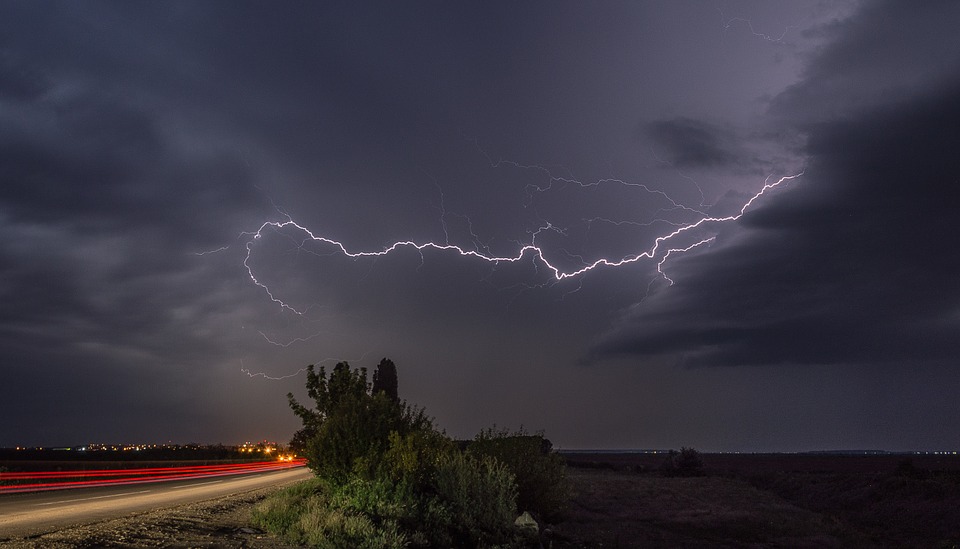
[0,466,313,539]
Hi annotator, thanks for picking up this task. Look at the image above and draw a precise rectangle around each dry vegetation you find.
[551,453,960,548]
[551,468,845,547]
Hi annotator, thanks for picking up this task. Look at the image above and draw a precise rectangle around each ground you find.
[6,454,960,548]
[549,469,844,548]
[548,453,960,548]
[1,485,301,549]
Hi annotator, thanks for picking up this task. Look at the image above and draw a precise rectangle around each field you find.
[4,451,960,547]
[549,453,960,548]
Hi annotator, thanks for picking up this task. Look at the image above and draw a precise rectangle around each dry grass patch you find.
[552,469,853,548]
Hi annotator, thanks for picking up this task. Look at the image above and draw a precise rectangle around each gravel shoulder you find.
[1,483,303,549]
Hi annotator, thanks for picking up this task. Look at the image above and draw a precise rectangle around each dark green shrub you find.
[426,451,519,547]
[328,476,417,525]
[371,357,399,403]
[306,391,402,481]
[660,447,704,477]
[273,359,558,548]
[380,428,456,488]
[289,361,434,482]
[469,426,570,519]
[254,477,409,548]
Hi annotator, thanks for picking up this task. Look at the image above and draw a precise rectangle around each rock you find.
[515,511,539,535]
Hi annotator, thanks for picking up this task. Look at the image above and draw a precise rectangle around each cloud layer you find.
[2,1,958,451]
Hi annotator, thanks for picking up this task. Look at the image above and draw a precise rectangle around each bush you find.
[305,391,403,481]
[270,359,560,548]
[255,454,521,549]
[289,361,434,482]
[426,451,519,547]
[469,426,570,519]
[660,447,705,477]
[252,478,408,549]
[380,428,456,488]
[297,500,406,549]
[328,476,417,526]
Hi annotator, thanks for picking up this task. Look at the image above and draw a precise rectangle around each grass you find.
[548,453,960,548]
[749,468,960,547]
[551,469,848,548]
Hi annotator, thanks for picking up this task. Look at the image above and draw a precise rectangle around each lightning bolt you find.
[657,237,716,286]
[717,6,798,44]
[239,171,803,314]
[257,330,325,348]
[193,246,229,256]
[241,351,373,380]
[240,364,307,381]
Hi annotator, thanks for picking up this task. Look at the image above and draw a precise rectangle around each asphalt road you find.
[0,466,313,539]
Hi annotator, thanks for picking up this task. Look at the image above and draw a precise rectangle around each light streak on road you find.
[0,459,305,494]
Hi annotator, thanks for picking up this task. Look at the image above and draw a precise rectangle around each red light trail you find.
[0,459,305,494]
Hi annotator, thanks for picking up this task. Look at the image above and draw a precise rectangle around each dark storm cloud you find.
[773,0,960,123]
[590,1,960,368]
[0,3,279,444]
[0,50,50,101]
[643,117,741,168]
[6,0,954,452]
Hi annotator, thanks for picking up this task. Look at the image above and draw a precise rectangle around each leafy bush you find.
[253,478,408,549]
[268,359,567,548]
[660,447,705,477]
[255,455,521,548]
[426,451,519,547]
[289,361,433,482]
[306,391,402,481]
[380,428,455,488]
[329,476,417,525]
[469,426,570,519]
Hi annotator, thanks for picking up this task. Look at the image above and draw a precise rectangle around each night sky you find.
[3,1,960,452]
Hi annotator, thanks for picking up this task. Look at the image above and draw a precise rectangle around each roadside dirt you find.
[1,484,301,549]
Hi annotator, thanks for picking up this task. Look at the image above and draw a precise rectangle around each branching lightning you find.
[239,171,803,314]
[193,246,229,256]
[241,352,373,380]
[657,237,716,286]
[717,6,798,44]
[257,330,325,348]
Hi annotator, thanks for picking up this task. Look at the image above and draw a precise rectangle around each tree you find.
[288,427,311,454]
[287,360,430,480]
[269,358,570,547]
[372,357,399,403]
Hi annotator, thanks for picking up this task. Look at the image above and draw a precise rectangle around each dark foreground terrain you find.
[0,483,302,549]
[551,452,960,548]
[4,453,959,547]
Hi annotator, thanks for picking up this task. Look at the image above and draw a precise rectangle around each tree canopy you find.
[286,360,428,480]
